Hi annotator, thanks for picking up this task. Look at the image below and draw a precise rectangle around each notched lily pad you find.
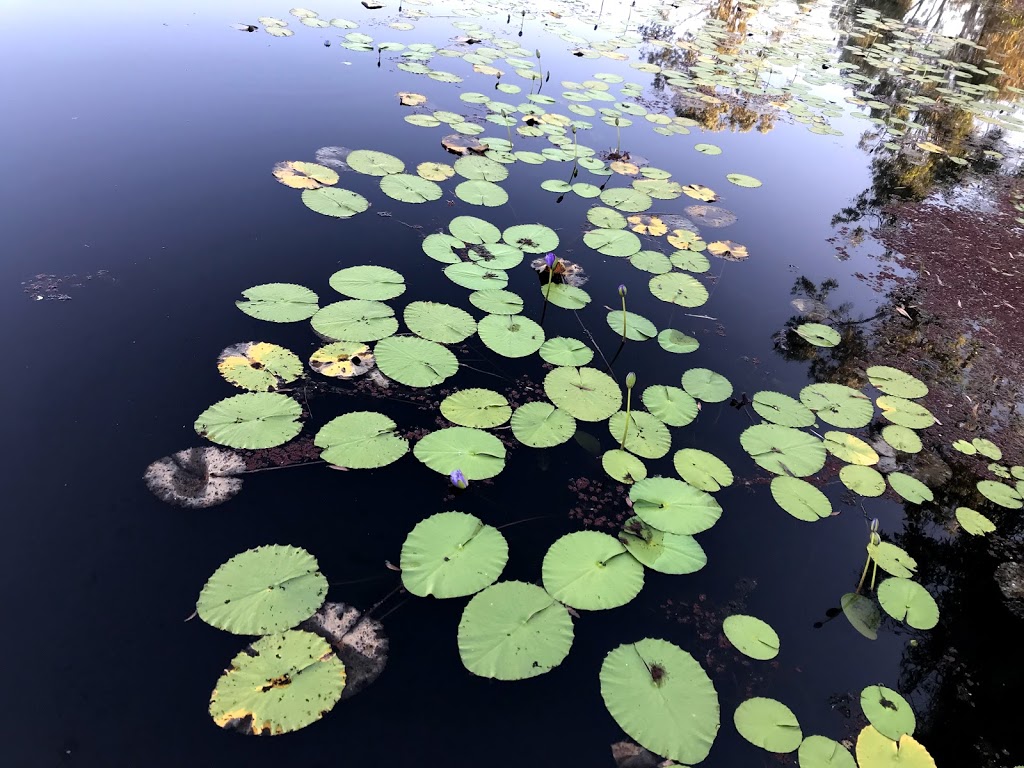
[144,446,245,508]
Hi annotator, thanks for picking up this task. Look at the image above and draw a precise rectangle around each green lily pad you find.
[876,396,935,429]
[380,173,443,203]
[609,410,672,459]
[458,581,574,680]
[544,367,621,422]
[404,301,476,344]
[444,262,509,291]
[510,402,576,448]
[956,507,995,535]
[801,383,874,428]
[771,476,831,521]
[867,541,917,578]
[414,427,506,480]
[649,273,709,308]
[599,638,720,765]
[952,439,977,455]
[861,685,916,741]
[888,473,934,504]
[681,368,732,402]
[726,173,762,188]
[618,517,705,574]
[311,300,398,342]
[477,313,544,358]
[314,412,409,468]
[440,388,511,428]
[236,283,319,322]
[502,223,558,253]
[734,697,802,753]
[797,736,857,768]
[422,233,465,264]
[841,592,881,640]
[197,545,327,635]
[587,206,627,228]
[795,323,841,347]
[670,249,711,273]
[877,578,939,630]
[629,250,672,274]
[600,187,654,212]
[867,366,928,399]
[740,425,826,477]
[374,336,459,387]
[301,188,370,218]
[209,630,345,735]
[629,477,722,535]
[602,450,647,484]
[195,393,302,449]
[972,438,1002,460]
[584,228,642,256]
[400,512,508,598]
[658,329,699,354]
[841,465,886,497]
[824,431,879,465]
[722,615,780,660]
[449,215,501,244]
[976,479,1023,509]
[694,143,722,155]
[641,385,698,427]
[455,179,509,206]
[469,289,523,315]
[882,425,922,453]
[347,149,405,176]
[454,155,509,182]
[673,449,733,492]
[540,337,593,366]
[329,266,406,300]
[542,531,644,610]
[607,310,657,340]
[855,726,937,768]
[543,283,591,309]
[752,391,814,428]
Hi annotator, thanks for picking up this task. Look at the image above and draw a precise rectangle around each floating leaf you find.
[630,250,672,273]
[642,385,698,427]
[237,283,318,322]
[375,336,458,387]
[650,273,709,308]
[673,449,733,492]
[195,393,301,449]
[801,383,874,428]
[681,368,732,402]
[143,447,245,508]
[607,310,656,341]
[841,465,886,497]
[866,366,928,398]
[726,173,762,188]
[855,726,936,768]
[722,615,780,660]
[600,639,720,765]
[414,427,506,480]
[543,283,591,310]
[197,545,327,635]
[417,161,455,181]
[682,184,717,202]
[380,173,443,203]
[972,438,1002,460]
[587,206,627,229]
[740,425,826,477]
[440,389,511,428]
[629,477,722,535]
[217,342,301,392]
[544,367,621,422]
[399,91,427,106]
[209,630,344,735]
[347,149,405,176]
[882,425,922,453]
[444,262,508,291]
[694,143,721,155]
[477,313,544,358]
[329,266,405,300]
[542,531,644,610]
[585,228,642,257]
[540,337,593,366]
[795,323,840,347]
[455,179,509,206]
[510,402,576,448]
[404,301,476,344]
[600,187,654,212]
[609,411,672,459]
[798,736,857,768]
[458,581,573,680]
[272,161,339,189]
[400,512,508,598]
[706,240,748,261]
[469,289,522,315]
[876,396,935,429]
[454,155,509,182]
[867,542,917,578]
[314,412,408,469]
[503,223,558,253]
[618,517,705,574]
[751,391,814,428]
[956,507,995,535]
[627,214,668,236]
[302,188,370,218]
[823,431,879,465]
[602,450,647,485]
[771,476,831,521]
[861,685,916,741]
[734,697,802,753]
[888,473,934,504]
[310,341,375,379]
[976,479,1022,509]
[877,578,939,630]
[841,592,881,640]
[658,329,699,354]
[311,300,398,342]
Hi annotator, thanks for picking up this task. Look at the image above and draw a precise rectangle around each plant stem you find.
[620,388,632,449]
[621,294,627,339]
[855,552,872,594]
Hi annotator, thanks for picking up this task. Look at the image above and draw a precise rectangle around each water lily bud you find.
[544,252,556,269]
[618,284,627,297]
[870,518,879,533]
[536,49,541,59]
[625,372,637,389]
[450,469,468,490]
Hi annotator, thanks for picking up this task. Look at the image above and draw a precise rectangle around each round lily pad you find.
[658,329,699,354]
[314,412,409,469]
[502,223,558,253]
[607,310,657,341]
[301,188,370,218]
[609,411,672,459]
[883,425,922,453]
[734,697,802,753]
[824,431,879,465]
[641,385,698,427]
[469,289,523,315]
[726,173,762,188]
[740,424,826,477]
[771,476,831,521]
[722,615,780,660]
[347,149,405,176]
[414,427,506,480]
[681,368,732,402]
[544,367,621,422]
[673,449,733,492]
[800,383,874,428]
[888,473,934,504]
[440,388,511,428]
[600,187,653,212]
[400,512,508,598]
[855,726,936,768]
[309,341,374,379]
[867,366,928,398]
[877,577,939,630]
[195,393,302,449]
[650,273,709,308]
[587,206,627,228]
[602,450,648,484]
[380,173,443,203]
[455,179,509,206]
[217,342,302,392]
[272,160,339,190]
[311,300,398,342]
[454,155,509,182]
[329,266,406,300]
[795,323,841,347]
[540,337,593,366]
[798,736,856,768]
[510,402,576,448]
[374,336,459,387]
[584,228,642,256]
[618,517,705,574]
[542,531,644,610]
[477,313,545,358]
[404,301,476,344]
[752,391,814,428]
[543,283,591,309]
[867,541,917,578]
[955,507,995,535]
[444,262,509,290]
[876,396,935,429]
[861,685,916,741]
[236,283,319,322]
[449,215,501,244]
[629,477,722,535]
[977,480,1023,509]
[840,465,886,497]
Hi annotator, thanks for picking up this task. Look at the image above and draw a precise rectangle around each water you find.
[2,0,1020,765]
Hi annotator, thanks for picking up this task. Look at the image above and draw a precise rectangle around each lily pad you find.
[404,301,476,344]
[798,736,857,768]
[544,366,621,422]
[607,310,657,341]
[400,512,508,598]
[618,517,705,574]
[302,188,370,218]
[650,273,709,308]
[600,187,654,212]
[752,391,815,428]
[609,410,672,459]
[440,388,511,428]
[882,425,922,453]
[587,206,627,229]
[309,341,375,379]
[375,336,458,387]
[311,300,398,342]
[956,507,995,535]
[477,313,544,358]
[444,262,509,291]
[629,477,722,535]
[347,149,405,176]
[469,289,523,315]
[658,329,699,354]
[867,542,917,578]
[502,223,558,253]
[842,592,881,640]
[641,385,698,427]
[329,266,406,300]
[861,685,916,741]
[584,228,642,256]
[734,697,802,753]
[866,366,928,398]
[972,438,1002,460]
[510,402,576,448]
[449,215,501,244]
[195,393,301,449]
[726,173,762,188]
[824,431,879,465]
[237,283,319,322]
[855,726,936,768]
[740,424,826,477]
[673,449,733,492]
[417,161,455,181]
[599,638,720,765]
[272,161,339,189]
[414,427,506,480]
[458,581,573,680]
[454,155,509,182]
[841,465,886,497]
[217,342,302,392]
[380,173,443,203]
[977,479,1023,509]
[801,383,874,428]
[771,476,831,521]
[795,323,841,347]
[681,368,732,402]
[197,545,327,635]
[877,577,939,630]
[602,450,648,484]
[143,447,245,509]
[722,615,780,660]
[543,283,591,310]
[314,412,408,469]
[542,531,645,610]
[876,396,935,429]
[888,473,934,504]
[455,179,509,207]
[540,337,593,366]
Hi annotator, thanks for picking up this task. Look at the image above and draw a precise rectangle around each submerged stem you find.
[620,389,633,450]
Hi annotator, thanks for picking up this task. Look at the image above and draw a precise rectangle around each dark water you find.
[2,0,1020,765]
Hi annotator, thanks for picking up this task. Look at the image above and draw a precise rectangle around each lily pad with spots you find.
[400,512,508,599]
[195,393,302,449]
[309,342,375,379]
[477,314,544,358]
[375,336,458,387]
[542,531,645,610]
[544,366,621,422]
[272,161,339,189]
[602,450,648,485]
[236,283,319,322]
[311,300,398,342]
[650,273,709,307]
[314,412,409,469]
[795,323,840,347]
[618,517,705,574]
[801,383,874,428]
[629,477,722,535]
[740,424,826,477]
[302,188,370,218]
[502,223,558,253]
[672,449,733,492]
[658,329,699,354]
[440,389,511,428]
[217,342,302,392]
[510,402,576,448]
[722,615,780,660]
[404,301,476,344]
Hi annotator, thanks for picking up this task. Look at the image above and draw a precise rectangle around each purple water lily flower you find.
[450,469,469,490]
[544,252,556,269]
[618,284,627,297]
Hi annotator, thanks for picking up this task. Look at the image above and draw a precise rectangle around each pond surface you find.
[2,0,1021,765]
